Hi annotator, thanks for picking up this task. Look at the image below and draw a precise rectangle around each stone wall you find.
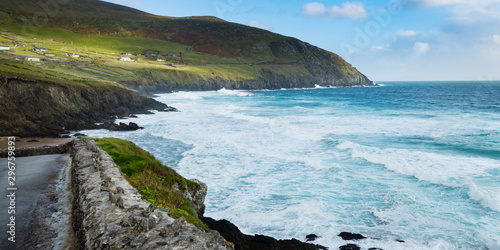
[70,138,232,249]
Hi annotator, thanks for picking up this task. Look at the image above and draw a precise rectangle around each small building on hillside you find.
[25,57,40,62]
[33,47,48,52]
[156,58,166,62]
[119,56,135,62]
[66,53,80,58]
[44,53,56,57]
[121,52,133,56]
[165,53,178,57]
[143,52,157,56]
[0,46,10,51]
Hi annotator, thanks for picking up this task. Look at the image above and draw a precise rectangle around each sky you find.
[102,0,500,81]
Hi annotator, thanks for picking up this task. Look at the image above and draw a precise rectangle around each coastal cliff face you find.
[123,37,372,93]
[0,76,169,137]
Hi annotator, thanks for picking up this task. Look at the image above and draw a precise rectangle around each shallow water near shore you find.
[83,81,500,249]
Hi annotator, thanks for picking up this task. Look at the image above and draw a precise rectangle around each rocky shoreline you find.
[0,75,174,138]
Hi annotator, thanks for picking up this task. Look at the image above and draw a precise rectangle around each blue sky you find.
[103,0,500,81]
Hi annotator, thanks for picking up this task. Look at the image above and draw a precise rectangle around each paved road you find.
[0,154,74,250]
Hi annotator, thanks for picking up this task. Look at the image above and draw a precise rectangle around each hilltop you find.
[0,0,372,93]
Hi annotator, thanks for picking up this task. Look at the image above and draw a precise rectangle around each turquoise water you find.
[83,81,500,249]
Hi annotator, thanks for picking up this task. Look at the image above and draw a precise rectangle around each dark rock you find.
[162,107,179,112]
[368,248,383,250]
[306,234,320,242]
[202,216,328,250]
[116,197,125,208]
[106,122,141,131]
[129,114,138,118]
[396,239,405,243]
[0,75,169,137]
[61,135,71,138]
[340,244,360,250]
[339,232,367,241]
[74,133,87,137]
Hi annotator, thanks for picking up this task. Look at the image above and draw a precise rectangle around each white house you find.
[33,47,48,52]
[121,52,133,56]
[25,57,40,62]
[0,46,10,51]
[119,57,135,62]
[66,53,80,57]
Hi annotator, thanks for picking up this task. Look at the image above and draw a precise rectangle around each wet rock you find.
[105,122,141,131]
[73,133,87,137]
[340,244,361,250]
[203,216,327,250]
[339,232,367,240]
[306,234,320,242]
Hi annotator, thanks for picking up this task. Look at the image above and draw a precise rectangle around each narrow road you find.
[0,154,74,250]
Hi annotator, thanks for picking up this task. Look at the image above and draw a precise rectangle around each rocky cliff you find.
[0,76,171,137]
[123,37,373,93]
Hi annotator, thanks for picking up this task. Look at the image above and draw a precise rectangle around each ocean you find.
[82,81,500,250]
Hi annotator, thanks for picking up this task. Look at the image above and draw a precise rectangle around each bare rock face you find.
[70,138,233,249]
[0,76,171,137]
[186,179,208,218]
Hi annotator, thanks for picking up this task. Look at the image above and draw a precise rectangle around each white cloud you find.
[414,42,430,54]
[407,0,500,22]
[484,34,500,44]
[248,20,272,31]
[398,30,417,37]
[372,44,390,50]
[301,2,368,19]
[409,0,466,7]
[493,35,500,44]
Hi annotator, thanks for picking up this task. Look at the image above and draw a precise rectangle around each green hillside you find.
[0,0,372,92]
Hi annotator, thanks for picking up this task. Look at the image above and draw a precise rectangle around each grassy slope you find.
[0,23,263,86]
[92,137,207,230]
[0,0,370,91]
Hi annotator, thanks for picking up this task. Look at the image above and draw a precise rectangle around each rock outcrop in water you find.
[202,217,328,250]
